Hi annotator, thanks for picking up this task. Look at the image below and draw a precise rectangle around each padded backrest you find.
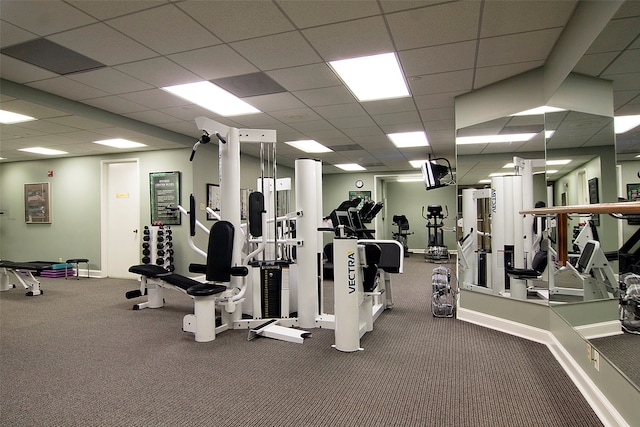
[206,220,234,282]
[531,249,548,274]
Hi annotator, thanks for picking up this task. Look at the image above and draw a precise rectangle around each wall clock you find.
[355,179,364,188]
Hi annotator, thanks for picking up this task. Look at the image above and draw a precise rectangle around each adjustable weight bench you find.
[127,220,248,342]
[0,261,55,296]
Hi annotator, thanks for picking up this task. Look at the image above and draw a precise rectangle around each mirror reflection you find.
[456,112,547,302]
[544,111,618,303]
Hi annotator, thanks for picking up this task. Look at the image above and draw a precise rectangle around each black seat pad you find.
[128,264,226,294]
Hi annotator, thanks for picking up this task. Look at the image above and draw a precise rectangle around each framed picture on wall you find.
[627,183,640,201]
[207,183,221,220]
[348,190,371,210]
[24,182,51,223]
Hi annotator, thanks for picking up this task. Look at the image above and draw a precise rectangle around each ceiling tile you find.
[27,76,109,100]
[480,1,576,38]
[386,2,481,50]
[328,115,377,129]
[602,48,640,75]
[169,45,259,80]
[266,63,341,92]
[277,0,380,28]
[361,98,417,116]
[302,16,393,61]
[0,0,96,36]
[123,110,181,125]
[68,0,166,20]
[314,103,368,119]
[477,28,562,68]
[0,54,59,83]
[0,21,38,49]
[399,41,476,76]
[177,1,294,42]
[474,60,545,90]
[49,23,158,66]
[293,86,355,107]
[119,88,192,110]
[107,4,222,55]
[409,69,474,96]
[114,57,200,87]
[67,68,154,94]
[573,52,619,76]
[230,32,322,70]
[372,111,421,126]
[587,16,640,54]
[82,96,149,115]
[242,92,305,113]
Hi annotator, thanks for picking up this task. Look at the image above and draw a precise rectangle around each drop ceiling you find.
[0,0,639,178]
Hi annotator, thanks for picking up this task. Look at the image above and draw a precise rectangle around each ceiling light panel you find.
[284,140,333,153]
[335,163,366,171]
[388,131,429,148]
[328,53,410,102]
[18,147,68,155]
[162,81,260,116]
[0,109,36,124]
[456,133,536,145]
[93,138,146,149]
[615,115,640,134]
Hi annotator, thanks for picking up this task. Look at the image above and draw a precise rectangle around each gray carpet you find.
[591,333,640,387]
[0,256,602,426]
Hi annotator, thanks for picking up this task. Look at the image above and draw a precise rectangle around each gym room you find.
[1,1,639,426]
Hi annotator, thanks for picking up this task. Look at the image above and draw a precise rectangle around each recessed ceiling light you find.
[162,81,260,117]
[615,115,640,134]
[409,159,430,168]
[388,131,429,148]
[335,163,366,171]
[546,169,558,174]
[284,140,333,153]
[397,176,423,182]
[94,138,146,149]
[511,106,565,116]
[479,179,492,184]
[18,147,68,155]
[546,159,571,166]
[545,130,555,138]
[328,53,410,102]
[489,172,513,177]
[456,133,537,145]
[0,109,36,124]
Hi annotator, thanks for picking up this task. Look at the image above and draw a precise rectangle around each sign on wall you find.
[149,171,181,225]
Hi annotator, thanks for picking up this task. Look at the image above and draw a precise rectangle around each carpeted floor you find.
[0,256,604,426]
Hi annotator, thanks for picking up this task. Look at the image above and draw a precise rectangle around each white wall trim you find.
[457,307,628,427]
[574,320,623,340]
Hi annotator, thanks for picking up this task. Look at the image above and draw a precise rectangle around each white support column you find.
[295,158,320,328]
[462,188,478,286]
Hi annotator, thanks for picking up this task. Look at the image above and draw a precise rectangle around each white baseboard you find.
[574,320,623,340]
[457,307,628,427]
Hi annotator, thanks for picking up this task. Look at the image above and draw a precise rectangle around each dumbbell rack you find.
[141,225,175,272]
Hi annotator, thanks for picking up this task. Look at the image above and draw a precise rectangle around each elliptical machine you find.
[423,205,449,262]
[392,215,412,257]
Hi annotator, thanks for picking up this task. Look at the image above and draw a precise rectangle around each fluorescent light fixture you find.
[456,133,536,145]
[409,159,430,168]
[335,163,366,171]
[489,172,513,177]
[511,106,565,116]
[615,115,640,134]
[397,176,423,182]
[284,140,332,153]
[388,131,429,148]
[479,179,492,184]
[0,109,36,124]
[19,147,68,155]
[546,159,571,166]
[546,169,558,174]
[162,81,260,116]
[94,138,146,149]
[503,162,515,169]
[545,130,555,138]
[328,53,410,102]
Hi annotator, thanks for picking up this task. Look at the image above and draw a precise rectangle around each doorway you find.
[101,159,140,279]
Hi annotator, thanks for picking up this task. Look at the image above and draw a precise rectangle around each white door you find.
[104,161,140,279]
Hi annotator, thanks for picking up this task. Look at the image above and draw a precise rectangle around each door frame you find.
[100,158,140,278]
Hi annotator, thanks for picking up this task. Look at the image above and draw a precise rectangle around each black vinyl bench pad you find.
[129,264,226,296]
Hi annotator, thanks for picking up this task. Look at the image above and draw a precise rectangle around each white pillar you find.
[295,158,319,328]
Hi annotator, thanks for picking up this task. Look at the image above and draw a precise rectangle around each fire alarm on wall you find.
[47,170,54,177]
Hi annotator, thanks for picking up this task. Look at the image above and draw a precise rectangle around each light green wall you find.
[0,147,294,275]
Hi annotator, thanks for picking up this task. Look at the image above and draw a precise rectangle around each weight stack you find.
[261,264,282,318]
